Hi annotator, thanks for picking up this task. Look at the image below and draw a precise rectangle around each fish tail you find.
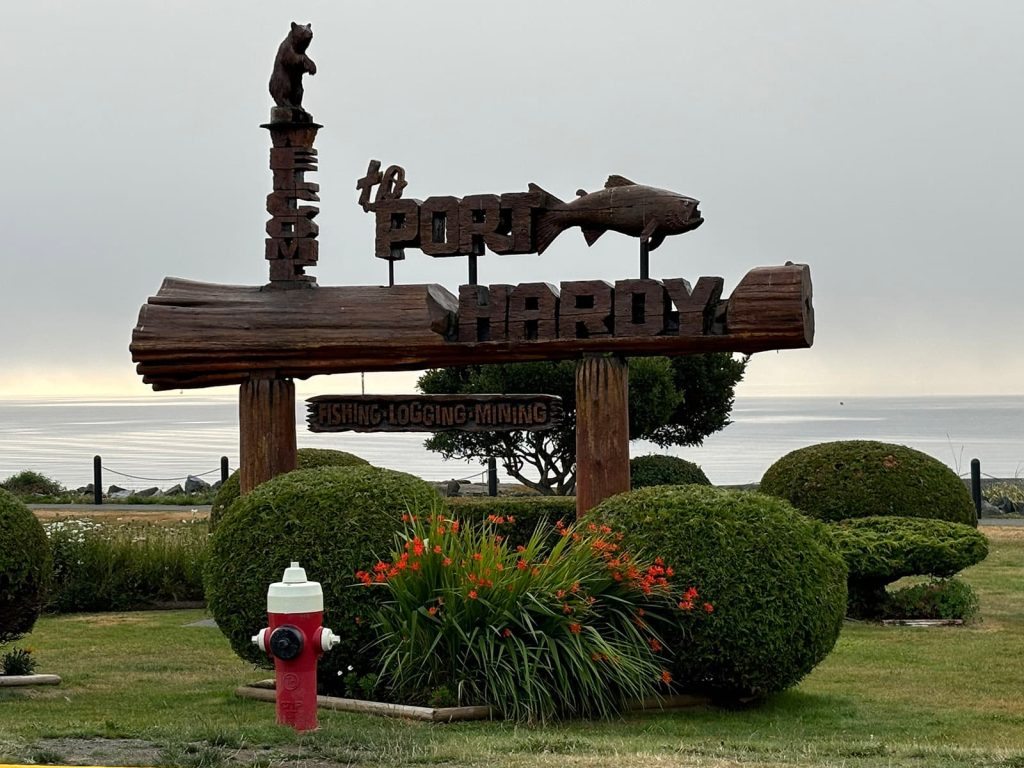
[528,183,566,254]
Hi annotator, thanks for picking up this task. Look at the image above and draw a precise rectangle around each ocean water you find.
[0,394,1022,490]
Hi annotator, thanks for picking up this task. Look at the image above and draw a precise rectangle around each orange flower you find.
[451,520,460,533]
[427,606,438,616]
[568,623,582,634]
[649,638,662,652]
[703,602,714,613]
[556,589,566,599]
[412,537,425,557]
[679,600,693,611]
[660,670,672,685]
[562,603,572,614]
[468,589,478,600]
[472,552,483,561]
[502,628,512,637]
[516,559,528,571]
[442,557,453,567]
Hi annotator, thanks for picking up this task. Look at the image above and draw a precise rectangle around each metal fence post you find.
[487,457,498,497]
[93,455,103,505]
[221,456,229,485]
[970,458,982,522]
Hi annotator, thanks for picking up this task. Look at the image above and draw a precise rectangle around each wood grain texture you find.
[239,378,297,494]
[575,356,630,516]
[131,265,813,390]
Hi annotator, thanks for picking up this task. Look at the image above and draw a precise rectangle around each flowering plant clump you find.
[1,646,37,676]
[356,506,709,722]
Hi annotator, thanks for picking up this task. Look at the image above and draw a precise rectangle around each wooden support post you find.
[239,378,297,494]
[575,355,630,516]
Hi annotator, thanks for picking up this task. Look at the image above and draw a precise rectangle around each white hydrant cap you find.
[267,560,325,614]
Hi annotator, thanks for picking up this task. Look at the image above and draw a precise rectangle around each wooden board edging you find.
[0,674,61,687]
[236,681,711,721]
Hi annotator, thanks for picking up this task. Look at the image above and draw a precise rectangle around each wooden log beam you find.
[575,356,630,516]
[239,378,297,494]
[131,265,813,390]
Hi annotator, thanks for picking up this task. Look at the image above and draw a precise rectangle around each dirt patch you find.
[33,508,208,525]
[982,526,1024,542]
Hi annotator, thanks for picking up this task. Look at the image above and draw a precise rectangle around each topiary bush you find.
[759,440,975,526]
[205,465,438,695]
[209,448,370,530]
[830,516,987,618]
[0,489,51,644]
[591,485,847,701]
[445,496,576,549]
[630,455,710,489]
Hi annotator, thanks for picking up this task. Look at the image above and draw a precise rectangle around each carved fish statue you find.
[531,175,703,254]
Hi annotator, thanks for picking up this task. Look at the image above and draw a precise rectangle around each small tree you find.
[417,354,746,495]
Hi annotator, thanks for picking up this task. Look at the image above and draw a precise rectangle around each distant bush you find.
[881,578,980,622]
[591,486,847,701]
[209,448,370,529]
[205,465,439,695]
[0,489,50,643]
[629,455,711,489]
[830,516,987,619]
[45,518,208,612]
[759,440,975,526]
[1,470,64,498]
[445,496,576,549]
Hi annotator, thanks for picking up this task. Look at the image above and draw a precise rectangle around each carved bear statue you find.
[269,22,316,110]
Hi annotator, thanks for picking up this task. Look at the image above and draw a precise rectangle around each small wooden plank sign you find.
[306,394,563,433]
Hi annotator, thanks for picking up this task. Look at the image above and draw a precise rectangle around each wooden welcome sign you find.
[129,24,815,513]
[307,395,563,433]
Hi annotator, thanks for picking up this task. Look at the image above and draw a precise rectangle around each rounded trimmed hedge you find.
[759,441,975,526]
[591,485,847,700]
[205,465,439,694]
[629,455,710,489]
[830,516,987,618]
[0,488,50,644]
[445,496,576,550]
[832,516,988,585]
[209,448,370,530]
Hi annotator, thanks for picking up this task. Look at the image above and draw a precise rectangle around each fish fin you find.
[640,219,659,242]
[582,227,606,247]
[648,232,666,251]
[528,182,565,206]
[534,213,567,254]
[605,174,637,188]
[576,188,588,197]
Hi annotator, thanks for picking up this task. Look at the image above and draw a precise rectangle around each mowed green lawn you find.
[1,526,1022,768]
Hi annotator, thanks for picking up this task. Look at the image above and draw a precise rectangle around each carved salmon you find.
[531,175,703,254]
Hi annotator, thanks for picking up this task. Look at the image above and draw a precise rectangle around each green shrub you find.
[1,470,64,498]
[1,647,38,676]
[591,485,847,701]
[445,496,576,549]
[830,516,987,618]
[0,489,50,644]
[205,465,439,695]
[983,481,1024,505]
[759,440,975,526]
[832,516,988,584]
[44,518,208,613]
[630,455,710,489]
[363,510,696,722]
[881,577,980,621]
[209,448,370,530]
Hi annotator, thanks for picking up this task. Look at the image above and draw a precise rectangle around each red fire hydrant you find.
[252,561,340,731]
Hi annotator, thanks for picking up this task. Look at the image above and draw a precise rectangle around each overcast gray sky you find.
[2,1,1021,398]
